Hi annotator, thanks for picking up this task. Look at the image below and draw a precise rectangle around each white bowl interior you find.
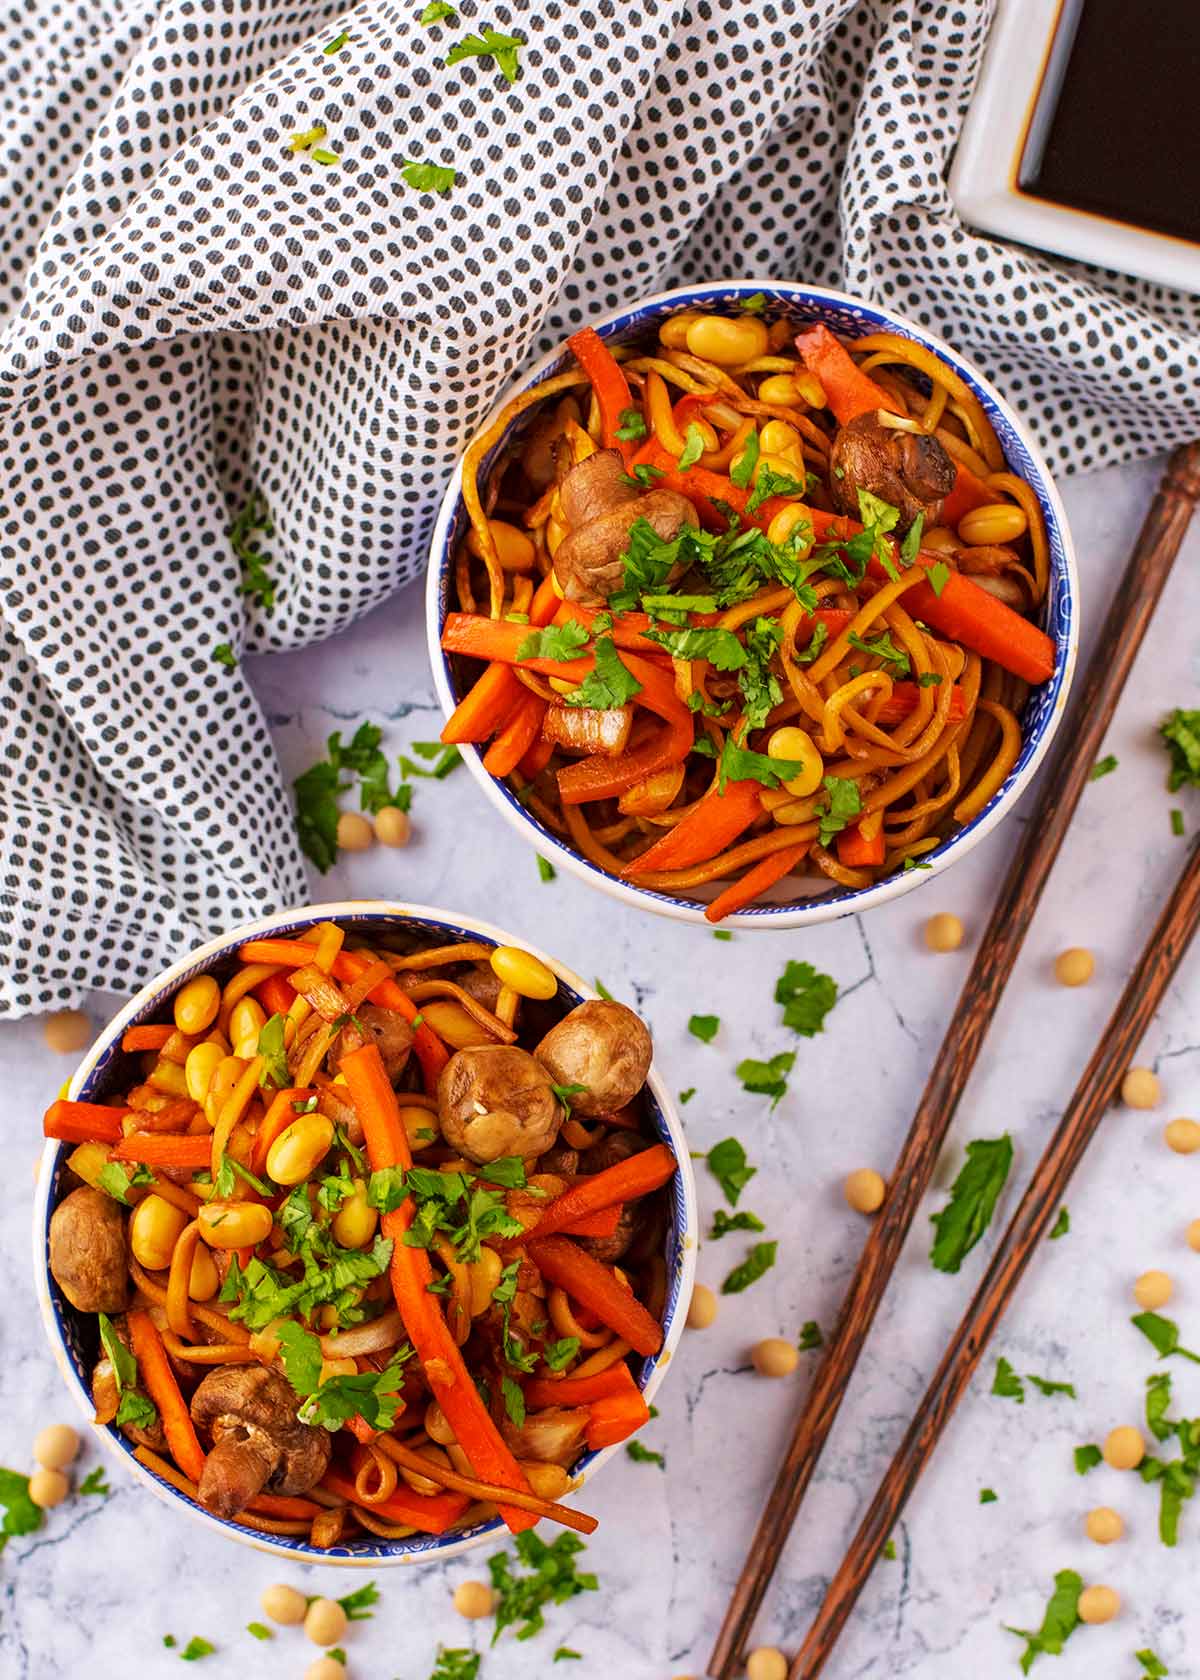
[426,279,1079,929]
[33,901,697,1566]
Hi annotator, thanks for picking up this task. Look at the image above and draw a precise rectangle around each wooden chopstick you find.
[709,441,1200,1679]
[791,831,1200,1677]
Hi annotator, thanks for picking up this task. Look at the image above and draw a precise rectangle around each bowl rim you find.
[32,899,697,1568]
[425,275,1080,928]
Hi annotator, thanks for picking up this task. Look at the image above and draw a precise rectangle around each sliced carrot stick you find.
[568,326,635,458]
[836,821,886,868]
[585,1385,652,1450]
[623,778,763,877]
[43,1099,128,1145]
[319,1468,470,1535]
[441,659,525,746]
[127,1309,206,1483]
[110,1133,214,1169]
[527,1236,664,1357]
[524,1362,637,1410]
[248,1492,324,1520]
[703,841,809,923]
[525,1144,677,1242]
[518,733,555,778]
[121,1024,175,1053]
[254,972,298,1020]
[483,692,546,777]
[876,682,966,725]
[794,322,901,425]
[339,1042,537,1534]
[250,1087,315,1177]
[558,1203,623,1239]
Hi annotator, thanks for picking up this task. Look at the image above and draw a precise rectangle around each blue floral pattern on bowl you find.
[427,281,1078,927]
[35,904,695,1565]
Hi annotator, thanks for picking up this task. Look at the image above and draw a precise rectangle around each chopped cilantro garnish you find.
[212,642,237,669]
[445,26,524,83]
[882,1538,897,1560]
[0,1468,43,1550]
[716,734,806,794]
[991,1357,1025,1403]
[815,774,862,847]
[323,29,349,52]
[564,636,642,709]
[488,1530,598,1643]
[1004,1569,1081,1675]
[614,405,647,442]
[745,463,806,515]
[979,1487,998,1504]
[517,621,590,663]
[847,628,910,676]
[1027,1374,1075,1399]
[1089,754,1118,781]
[78,1466,110,1497]
[642,624,746,668]
[721,1240,778,1294]
[430,1652,480,1680]
[542,1337,580,1371]
[1073,1444,1102,1474]
[687,1013,719,1043]
[775,959,837,1037]
[1049,1206,1069,1240]
[1132,1311,1200,1364]
[625,1440,664,1467]
[618,463,665,489]
[929,1135,1013,1273]
[1161,709,1200,790]
[1137,1651,1169,1678]
[400,158,457,193]
[677,422,705,471]
[798,1320,823,1351]
[278,1320,412,1430]
[925,560,951,597]
[310,147,340,166]
[736,1051,794,1108]
[337,1582,380,1620]
[246,1622,273,1640]
[710,1208,765,1239]
[1171,807,1185,836]
[179,1637,216,1661]
[256,1011,289,1089]
[678,1087,695,1104]
[95,1160,153,1206]
[706,1137,755,1206]
[730,427,760,490]
[793,620,827,665]
[98,1313,158,1432]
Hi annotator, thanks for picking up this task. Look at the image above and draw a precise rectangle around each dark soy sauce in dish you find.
[1019,0,1200,248]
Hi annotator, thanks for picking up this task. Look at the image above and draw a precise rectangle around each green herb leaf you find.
[212,642,237,669]
[78,1466,110,1497]
[991,1356,1025,1403]
[926,560,951,597]
[713,929,732,941]
[882,1538,897,1560]
[430,1650,480,1680]
[721,1240,778,1294]
[399,158,457,193]
[774,960,837,1037]
[554,1651,583,1663]
[900,511,925,564]
[706,1137,756,1207]
[1171,808,1185,836]
[740,292,768,314]
[716,734,807,794]
[618,463,665,490]
[1004,1569,1082,1675]
[399,741,463,781]
[95,1160,153,1206]
[678,1087,695,1104]
[688,1013,719,1043]
[614,406,647,442]
[97,1313,159,1433]
[625,1440,664,1467]
[338,1583,381,1621]
[488,1530,599,1643]
[736,1051,795,1108]
[500,1373,527,1429]
[1048,1206,1069,1240]
[979,1487,997,1504]
[246,1622,273,1640]
[847,628,910,676]
[815,774,862,848]
[676,422,705,472]
[643,624,747,669]
[1089,754,1118,781]
[1133,1311,1200,1364]
[745,464,806,516]
[0,1468,43,1551]
[445,26,524,83]
[710,1208,765,1239]
[542,1337,580,1371]
[256,1012,290,1090]
[594,978,614,1001]
[479,1156,528,1189]
[536,855,557,883]
[563,635,643,709]
[1160,708,1200,791]
[419,1,457,22]
[798,1320,823,1351]
[729,426,760,490]
[793,619,828,665]
[1137,1650,1169,1678]
[180,1637,216,1661]
[1147,1371,1174,1441]
[1073,1444,1102,1474]
[1027,1374,1075,1399]
[929,1135,1014,1274]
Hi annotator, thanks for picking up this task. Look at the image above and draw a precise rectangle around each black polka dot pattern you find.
[1,0,1196,1013]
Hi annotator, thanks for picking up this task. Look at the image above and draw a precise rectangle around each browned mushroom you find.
[552,449,699,605]
[534,1000,653,1117]
[576,1202,638,1264]
[190,1366,330,1520]
[438,1045,562,1164]
[329,1003,413,1084]
[828,411,956,532]
[49,1186,129,1314]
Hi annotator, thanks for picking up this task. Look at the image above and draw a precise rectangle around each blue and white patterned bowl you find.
[426,279,1079,927]
[32,902,696,1567]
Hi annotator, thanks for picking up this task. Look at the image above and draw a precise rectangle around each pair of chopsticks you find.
[710,441,1200,1680]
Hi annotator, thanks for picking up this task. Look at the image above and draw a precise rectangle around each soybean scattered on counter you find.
[452,1581,496,1619]
[27,1468,69,1509]
[1085,1507,1124,1544]
[1102,1426,1145,1470]
[306,1660,349,1680]
[304,1598,348,1647]
[374,804,411,847]
[1187,1218,1200,1252]
[844,1168,886,1214]
[1053,947,1095,987]
[924,912,964,953]
[746,1649,788,1680]
[751,1338,799,1378]
[1121,1067,1161,1110]
[43,1009,91,1053]
[1133,1270,1173,1310]
[33,1424,79,1471]
[1165,1118,1200,1155]
[260,1584,307,1625]
[687,1283,717,1330]
[336,810,374,853]
[1077,1585,1120,1624]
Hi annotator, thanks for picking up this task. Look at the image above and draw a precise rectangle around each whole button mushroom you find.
[437,1044,562,1164]
[48,1186,130,1314]
[828,411,956,532]
[190,1366,331,1520]
[534,1000,653,1118]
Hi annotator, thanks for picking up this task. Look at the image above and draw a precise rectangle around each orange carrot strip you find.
[836,821,886,868]
[585,1386,652,1450]
[568,325,635,458]
[127,1309,206,1483]
[319,1468,470,1535]
[524,1363,637,1410]
[250,1087,315,1177]
[623,778,763,877]
[254,972,298,1019]
[526,1236,664,1357]
[340,1042,537,1534]
[441,660,525,746]
[121,1025,175,1053]
[526,1145,677,1243]
[248,1492,324,1520]
[483,691,546,777]
[794,322,902,424]
[558,1204,623,1239]
[110,1133,214,1169]
[43,1099,128,1145]
[704,841,809,923]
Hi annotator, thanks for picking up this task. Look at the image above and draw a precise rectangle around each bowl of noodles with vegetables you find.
[427,281,1077,926]
[33,903,695,1563]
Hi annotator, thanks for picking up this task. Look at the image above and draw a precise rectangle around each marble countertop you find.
[4,454,1200,1680]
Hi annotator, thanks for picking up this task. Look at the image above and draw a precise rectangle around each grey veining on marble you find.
[3,456,1200,1680]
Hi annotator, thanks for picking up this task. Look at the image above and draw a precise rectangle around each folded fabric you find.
[1,0,1196,1013]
